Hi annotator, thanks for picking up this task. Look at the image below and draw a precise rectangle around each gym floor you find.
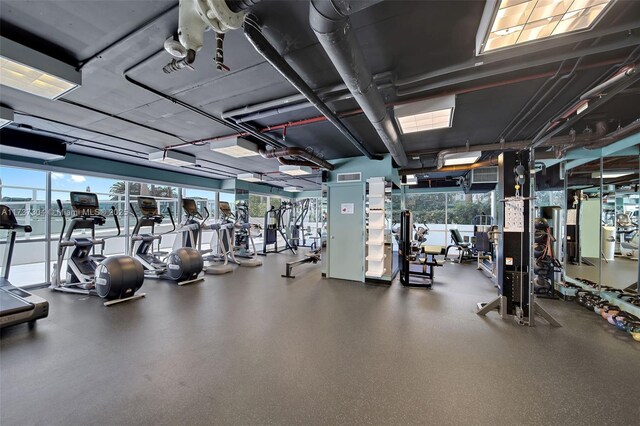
[1,256,639,425]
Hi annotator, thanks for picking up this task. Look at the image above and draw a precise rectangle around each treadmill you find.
[0,205,49,329]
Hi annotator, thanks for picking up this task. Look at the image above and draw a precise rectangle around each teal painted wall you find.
[327,154,397,183]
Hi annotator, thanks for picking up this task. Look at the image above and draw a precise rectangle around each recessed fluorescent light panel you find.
[0,36,81,99]
[443,151,482,166]
[148,150,196,167]
[394,95,455,134]
[0,106,14,128]
[477,0,613,54]
[237,173,262,182]
[404,175,418,185]
[279,165,312,176]
[284,186,302,192]
[592,171,632,179]
[211,137,259,158]
[576,100,589,114]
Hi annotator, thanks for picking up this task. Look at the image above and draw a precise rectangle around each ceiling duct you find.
[258,147,335,171]
[309,0,409,167]
[243,14,379,161]
[0,127,67,161]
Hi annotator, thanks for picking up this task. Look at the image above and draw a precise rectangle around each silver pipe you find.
[309,0,408,167]
[580,66,637,100]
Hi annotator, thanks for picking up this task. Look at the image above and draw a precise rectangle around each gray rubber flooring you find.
[566,256,639,289]
[1,255,639,425]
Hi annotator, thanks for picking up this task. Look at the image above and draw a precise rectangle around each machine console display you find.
[137,197,159,216]
[70,192,100,217]
[219,201,232,217]
[0,205,18,228]
[182,199,199,217]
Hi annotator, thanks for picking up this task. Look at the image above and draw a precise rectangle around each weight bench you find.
[282,249,321,278]
[445,229,473,263]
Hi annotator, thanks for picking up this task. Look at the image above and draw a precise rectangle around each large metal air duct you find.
[243,14,379,160]
[309,0,409,167]
[259,147,335,171]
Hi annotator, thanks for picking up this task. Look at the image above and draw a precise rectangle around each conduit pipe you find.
[259,147,335,171]
[400,158,500,176]
[163,57,625,152]
[580,65,637,100]
[434,121,609,169]
[310,0,409,167]
[243,14,379,160]
[403,119,640,175]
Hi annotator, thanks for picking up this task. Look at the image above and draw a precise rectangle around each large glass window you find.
[249,194,268,225]
[51,173,128,256]
[447,192,492,246]
[405,192,447,246]
[0,166,47,286]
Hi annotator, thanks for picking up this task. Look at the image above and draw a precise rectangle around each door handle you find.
[330,235,335,239]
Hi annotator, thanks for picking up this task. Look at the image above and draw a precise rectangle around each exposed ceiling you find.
[1,0,639,191]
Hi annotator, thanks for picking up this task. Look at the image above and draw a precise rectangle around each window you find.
[51,173,128,256]
[0,166,47,286]
[249,194,268,224]
[447,193,492,246]
[406,193,447,246]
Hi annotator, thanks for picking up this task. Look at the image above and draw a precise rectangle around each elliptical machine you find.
[179,199,235,274]
[219,201,262,266]
[51,192,145,306]
[130,197,203,285]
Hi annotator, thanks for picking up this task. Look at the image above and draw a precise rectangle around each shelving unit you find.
[366,177,386,278]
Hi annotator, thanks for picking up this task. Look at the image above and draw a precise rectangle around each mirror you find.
[563,150,639,295]
[563,158,603,290]
[602,154,639,292]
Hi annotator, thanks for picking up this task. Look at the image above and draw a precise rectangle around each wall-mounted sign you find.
[340,203,354,214]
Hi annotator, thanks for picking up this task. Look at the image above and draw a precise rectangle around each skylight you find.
[479,0,612,53]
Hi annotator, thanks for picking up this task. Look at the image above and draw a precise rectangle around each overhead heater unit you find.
[0,127,67,161]
[211,137,259,158]
[471,167,499,184]
[279,165,312,176]
[148,150,196,167]
[0,106,14,128]
[237,173,262,182]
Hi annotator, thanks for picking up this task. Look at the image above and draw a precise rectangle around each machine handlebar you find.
[111,206,121,237]
[57,199,66,244]
[166,207,177,233]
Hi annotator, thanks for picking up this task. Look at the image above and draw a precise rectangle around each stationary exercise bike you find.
[129,197,203,285]
[51,192,145,306]
[0,205,49,329]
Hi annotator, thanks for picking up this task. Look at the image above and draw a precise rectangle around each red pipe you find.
[165,56,625,150]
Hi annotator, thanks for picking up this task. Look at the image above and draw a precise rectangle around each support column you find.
[44,171,52,284]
